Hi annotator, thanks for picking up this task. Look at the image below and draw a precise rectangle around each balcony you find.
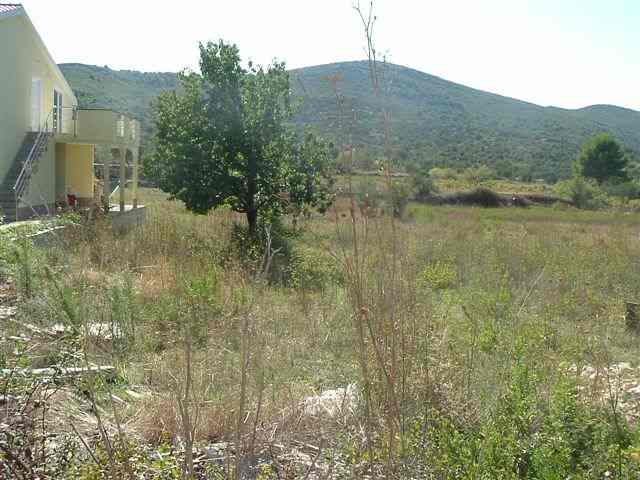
[47,106,142,214]
[53,107,140,148]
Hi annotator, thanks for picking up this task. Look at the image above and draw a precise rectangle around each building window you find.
[53,90,63,132]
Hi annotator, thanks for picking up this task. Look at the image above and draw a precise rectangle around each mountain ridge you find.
[294,61,639,113]
[59,61,639,181]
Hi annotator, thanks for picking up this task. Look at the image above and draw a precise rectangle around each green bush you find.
[430,167,459,180]
[625,199,640,212]
[355,177,383,214]
[8,238,39,299]
[554,176,609,209]
[409,365,640,478]
[389,181,412,219]
[227,220,293,281]
[419,260,458,290]
[603,180,640,199]
[287,244,340,290]
[412,170,437,200]
[462,164,496,185]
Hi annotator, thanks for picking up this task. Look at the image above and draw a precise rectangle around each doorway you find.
[30,78,42,131]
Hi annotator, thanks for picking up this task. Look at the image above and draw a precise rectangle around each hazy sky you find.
[22,0,639,111]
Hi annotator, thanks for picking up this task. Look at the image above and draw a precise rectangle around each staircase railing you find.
[14,131,48,199]
[12,109,55,219]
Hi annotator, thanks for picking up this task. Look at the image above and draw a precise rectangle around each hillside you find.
[292,62,640,181]
[59,61,640,181]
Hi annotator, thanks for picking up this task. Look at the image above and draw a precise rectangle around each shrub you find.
[419,260,458,290]
[389,181,412,219]
[603,180,640,200]
[227,220,293,281]
[554,176,609,209]
[356,177,382,216]
[462,164,495,185]
[429,167,459,180]
[287,244,340,290]
[8,237,39,299]
[412,170,437,200]
[409,364,640,478]
[625,199,640,212]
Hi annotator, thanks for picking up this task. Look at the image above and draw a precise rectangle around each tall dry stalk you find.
[355,0,406,459]
[328,1,413,472]
[176,316,197,479]
[235,311,251,480]
[324,46,378,471]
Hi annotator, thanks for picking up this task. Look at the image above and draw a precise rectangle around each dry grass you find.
[3,190,640,477]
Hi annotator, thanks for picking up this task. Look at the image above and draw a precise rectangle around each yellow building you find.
[0,3,141,221]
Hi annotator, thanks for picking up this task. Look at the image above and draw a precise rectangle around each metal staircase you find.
[0,130,52,222]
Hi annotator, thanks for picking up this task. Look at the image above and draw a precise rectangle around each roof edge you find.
[8,5,77,103]
[0,4,24,21]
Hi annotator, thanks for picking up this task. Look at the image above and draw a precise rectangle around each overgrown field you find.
[2,191,640,478]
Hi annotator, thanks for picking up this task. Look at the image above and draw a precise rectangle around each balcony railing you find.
[47,107,139,146]
[54,106,76,135]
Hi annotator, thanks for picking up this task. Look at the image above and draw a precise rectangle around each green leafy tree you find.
[407,164,436,199]
[574,134,629,184]
[148,40,333,234]
[286,131,336,225]
[624,151,640,181]
[494,159,516,179]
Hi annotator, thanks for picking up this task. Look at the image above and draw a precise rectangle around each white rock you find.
[87,323,122,340]
[302,384,358,418]
[611,362,633,373]
[51,324,67,335]
[125,389,147,400]
[0,306,16,320]
[627,385,640,396]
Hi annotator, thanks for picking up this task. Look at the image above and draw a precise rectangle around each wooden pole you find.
[132,148,139,209]
[102,150,110,213]
[119,147,126,212]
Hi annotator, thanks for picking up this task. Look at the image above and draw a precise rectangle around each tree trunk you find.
[247,150,258,236]
[247,208,258,236]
